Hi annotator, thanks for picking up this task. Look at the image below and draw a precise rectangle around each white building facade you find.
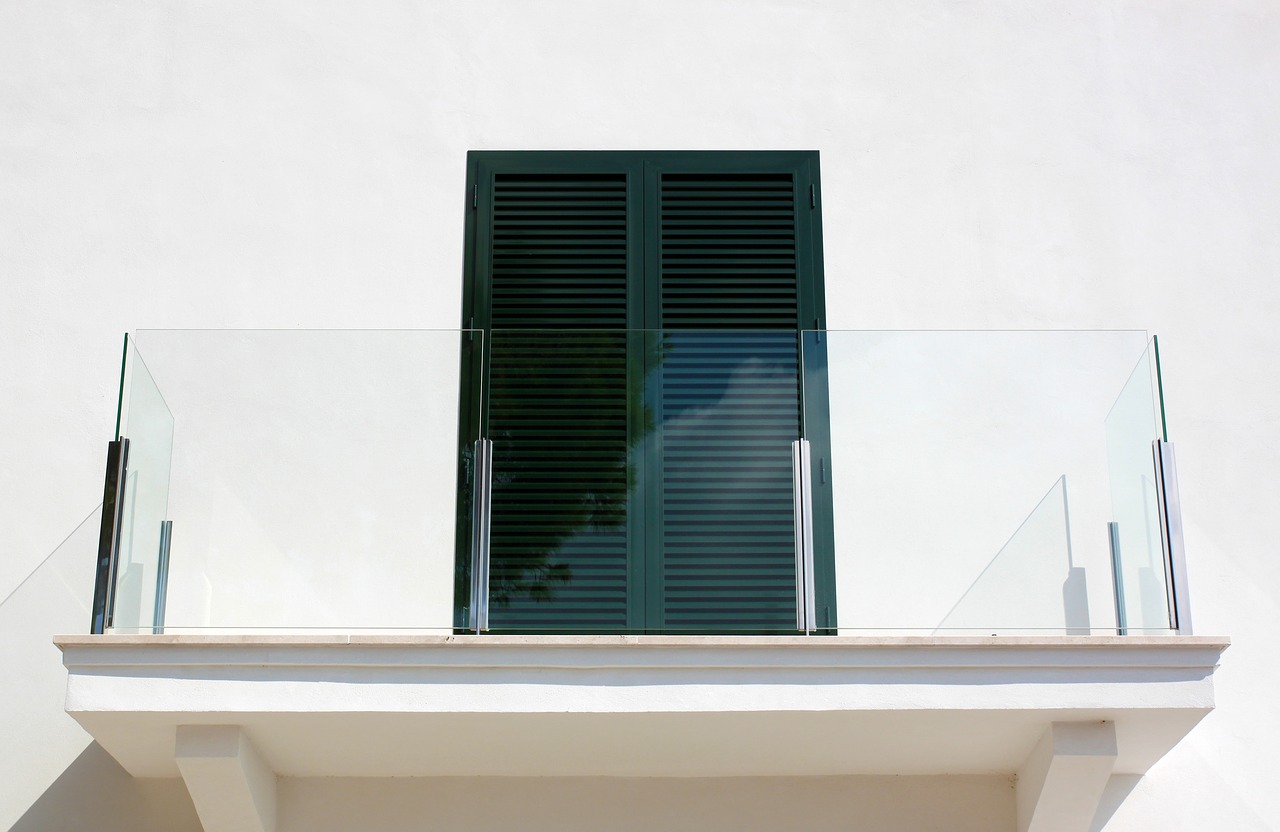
[1,2,1274,830]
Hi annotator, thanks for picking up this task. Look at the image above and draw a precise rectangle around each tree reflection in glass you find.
[484,330,800,634]
[486,331,663,630]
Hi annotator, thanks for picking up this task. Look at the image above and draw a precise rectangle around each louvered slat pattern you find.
[487,173,631,630]
[659,173,799,328]
[658,172,800,631]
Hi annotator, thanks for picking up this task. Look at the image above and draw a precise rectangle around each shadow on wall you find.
[0,506,198,831]
[11,742,200,832]
[1089,774,1143,832]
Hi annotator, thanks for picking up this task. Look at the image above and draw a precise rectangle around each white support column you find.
[1016,721,1117,832]
[175,725,277,832]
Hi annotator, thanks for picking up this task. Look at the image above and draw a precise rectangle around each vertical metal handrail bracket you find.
[90,438,130,635]
[153,519,173,635]
[469,438,494,633]
[1152,439,1193,634]
[792,439,817,634]
[1107,521,1126,636]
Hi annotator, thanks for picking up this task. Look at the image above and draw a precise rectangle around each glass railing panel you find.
[655,331,800,633]
[108,329,482,633]
[933,476,1086,633]
[806,330,1166,634]
[1104,339,1172,633]
[482,330,800,633]
[113,336,174,633]
[484,329,634,631]
[96,327,1179,635]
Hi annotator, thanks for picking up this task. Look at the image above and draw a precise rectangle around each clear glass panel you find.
[98,328,1178,635]
[806,330,1165,634]
[483,330,800,633]
[656,331,799,633]
[1104,339,1172,632]
[109,330,482,633]
[934,477,1086,633]
[113,337,174,632]
[484,329,633,631]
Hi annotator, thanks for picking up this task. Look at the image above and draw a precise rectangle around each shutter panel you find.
[658,172,801,327]
[463,152,826,634]
[485,172,634,630]
[655,171,802,631]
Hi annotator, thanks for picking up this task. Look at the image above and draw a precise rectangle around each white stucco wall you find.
[2,0,1276,828]
[278,775,1016,832]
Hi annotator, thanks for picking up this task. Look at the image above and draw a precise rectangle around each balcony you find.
[58,329,1225,832]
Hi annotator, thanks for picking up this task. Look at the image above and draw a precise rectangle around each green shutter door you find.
[480,164,642,631]
[650,165,806,632]
[462,151,829,634]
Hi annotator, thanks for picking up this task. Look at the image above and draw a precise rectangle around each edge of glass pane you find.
[1153,334,1168,442]
[114,332,129,440]
[800,328,1150,333]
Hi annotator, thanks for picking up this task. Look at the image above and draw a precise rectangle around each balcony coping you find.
[56,633,1229,647]
[57,633,1227,782]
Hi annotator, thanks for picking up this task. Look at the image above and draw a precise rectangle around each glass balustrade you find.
[802,330,1175,635]
[1105,338,1174,633]
[97,329,1180,635]
[108,330,482,633]
[110,335,174,633]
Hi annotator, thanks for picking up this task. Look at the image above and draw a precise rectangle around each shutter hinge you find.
[472,185,478,209]
[809,184,816,209]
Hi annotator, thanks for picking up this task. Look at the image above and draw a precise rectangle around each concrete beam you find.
[60,635,1223,780]
[175,725,276,832]
[1016,721,1117,832]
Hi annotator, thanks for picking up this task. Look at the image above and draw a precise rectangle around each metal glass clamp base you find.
[469,438,493,632]
[792,439,817,634]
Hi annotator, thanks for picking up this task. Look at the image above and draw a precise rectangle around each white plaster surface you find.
[276,775,1017,832]
[0,507,99,830]
[3,0,1277,829]
[1016,721,1118,832]
[176,725,277,832]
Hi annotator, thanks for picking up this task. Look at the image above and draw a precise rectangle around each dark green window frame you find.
[456,150,836,634]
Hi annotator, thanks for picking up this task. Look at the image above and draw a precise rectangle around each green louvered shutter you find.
[482,167,639,631]
[461,152,829,634]
[651,168,805,632]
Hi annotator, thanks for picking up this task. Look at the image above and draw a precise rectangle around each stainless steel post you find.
[792,439,817,634]
[153,519,172,635]
[469,438,494,632]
